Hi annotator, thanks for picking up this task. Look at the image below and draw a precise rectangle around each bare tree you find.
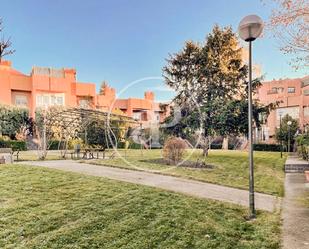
[266,0,309,69]
[0,18,15,62]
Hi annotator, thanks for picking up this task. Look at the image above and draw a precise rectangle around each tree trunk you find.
[202,146,208,156]
[222,136,229,150]
[201,136,209,157]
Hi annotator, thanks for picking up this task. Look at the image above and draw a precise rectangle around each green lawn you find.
[15,150,62,161]
[0,165,280,249]
[86,149,286,196]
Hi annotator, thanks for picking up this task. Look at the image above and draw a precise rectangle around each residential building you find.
[0,60,169,124]
[256,76,309,141]
[114,91,170,126]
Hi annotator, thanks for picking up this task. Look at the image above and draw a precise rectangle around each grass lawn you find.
[86,149,286,197]
[0,165,280,249]
[15,150,62,161]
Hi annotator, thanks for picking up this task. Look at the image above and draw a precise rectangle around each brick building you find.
[256,76,309,141]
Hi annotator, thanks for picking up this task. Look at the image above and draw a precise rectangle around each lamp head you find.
[287,121,292,126]
[238,15,263,42]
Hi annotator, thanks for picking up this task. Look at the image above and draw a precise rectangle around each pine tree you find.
[163,25,277,155]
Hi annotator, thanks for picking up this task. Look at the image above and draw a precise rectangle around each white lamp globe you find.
[287,121,292,126]
[238,15,263,42]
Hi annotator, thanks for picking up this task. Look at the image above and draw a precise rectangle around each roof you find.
[10,68,26,76]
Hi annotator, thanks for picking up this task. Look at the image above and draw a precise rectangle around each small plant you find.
[163,137,187,165]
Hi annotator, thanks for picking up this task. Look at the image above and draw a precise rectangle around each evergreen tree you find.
[163,25,277,155]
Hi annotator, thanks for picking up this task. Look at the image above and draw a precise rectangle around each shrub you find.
[210,143,222,149]
[68,138,84,150]
[253,143,281,151]
[210,143,235,150]
[0,139,27,151]
[0,105,29,139]
[118,140,142,149]
[296,134,309,159]
[48,140,64,150]
[163,137,187,165]
[48,139,84,150]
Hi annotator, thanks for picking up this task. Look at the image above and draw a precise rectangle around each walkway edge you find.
[20,160,280,212]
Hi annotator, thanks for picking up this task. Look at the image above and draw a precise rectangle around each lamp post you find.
[238,15,263,219]
[287,121,292,153]
[140,122,143,155]
[278,110,283,158]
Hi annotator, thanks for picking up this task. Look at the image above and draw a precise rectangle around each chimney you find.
[144,91,154,101]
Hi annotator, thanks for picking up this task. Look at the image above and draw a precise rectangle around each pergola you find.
[36,107,138,156]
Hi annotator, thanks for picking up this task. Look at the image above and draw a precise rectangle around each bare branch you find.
[0,18,15,62]
[265,0,309,69]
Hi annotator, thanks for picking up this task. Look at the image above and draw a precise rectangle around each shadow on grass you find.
[140,158,216,169]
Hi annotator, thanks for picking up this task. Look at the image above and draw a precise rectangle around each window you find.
[51,95,56,105]
[133,112,141,121]
[79,99,89,108]
[36,95,43,106]
[304,89,309,96]
[276,107,299,121]
[57,96,64,105]
[36,93,65,107]
[267,87,278,94]
[288,87,295,93]
[43,95,49,105]
[15,95,28,107]
[154,112,160,122]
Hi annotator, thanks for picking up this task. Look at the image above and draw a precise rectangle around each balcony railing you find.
[32,66,65,78]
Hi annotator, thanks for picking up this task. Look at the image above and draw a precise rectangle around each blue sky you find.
[1,0,307,101]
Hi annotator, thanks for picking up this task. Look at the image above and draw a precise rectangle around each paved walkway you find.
[282,173,309,249]
[285,154,309,173]
[20,160,279,212]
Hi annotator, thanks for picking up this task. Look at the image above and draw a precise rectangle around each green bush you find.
[48,139,85,150]
[253,143,281,152]
[0,105,29,139]
[118,141,141,149]
[48,140,64,150]
[296,134,309,159]
[210,143,222,149]
[210,143,234,150]
[0,139,27,151]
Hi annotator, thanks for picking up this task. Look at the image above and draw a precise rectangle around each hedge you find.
[48,139,84,150]
[210,143,222,149]
[118,141,142,149]
[253,143,282,152]
[48,140,67,150]
[0,140,27,151]
[210,143,234,150]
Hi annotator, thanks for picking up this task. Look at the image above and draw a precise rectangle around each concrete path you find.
[282,173,309,249]
[285,155,309,173]
[20,160,279,212]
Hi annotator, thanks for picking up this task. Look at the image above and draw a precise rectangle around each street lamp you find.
[287,121,292,153]
[238,15,263,219]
